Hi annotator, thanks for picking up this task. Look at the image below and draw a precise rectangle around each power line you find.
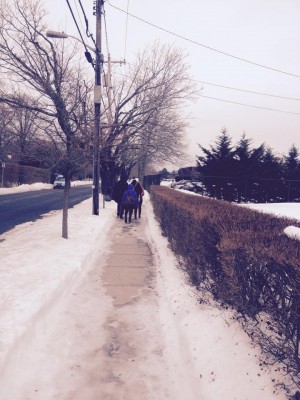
[73,0,86,35]
[123,0,130,61]
[194,80,300,102]
[102,6,115,120]
[111,70,300,114]
[107,2,300,79]
[65,0,90,54]
[199,95,300,115]
[77,0,97,48]
[103,6,110,56]
[106,63,300,115]
[107,59,300,102]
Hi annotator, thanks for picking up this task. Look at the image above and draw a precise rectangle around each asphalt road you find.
[0,185,92,235]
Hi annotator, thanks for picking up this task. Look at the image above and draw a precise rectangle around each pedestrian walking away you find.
[112,176,128,218]
[121,184,138,223]
[131,179,144,219]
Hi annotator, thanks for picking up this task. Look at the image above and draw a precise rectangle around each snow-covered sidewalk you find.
[0,191,291,399]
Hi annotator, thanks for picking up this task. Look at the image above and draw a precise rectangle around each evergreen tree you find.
[256,147,283,202]
[282,145,300,201]
[234,134,265,202]
[283,145,300,179]
[197,128,235,199]
[197,130,300,203]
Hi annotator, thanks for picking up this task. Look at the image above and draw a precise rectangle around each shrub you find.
[151,186,300,384]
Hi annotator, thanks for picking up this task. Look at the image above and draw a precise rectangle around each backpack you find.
[124,192,135,205]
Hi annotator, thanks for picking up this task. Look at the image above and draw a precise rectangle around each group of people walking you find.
[112,177,144,223]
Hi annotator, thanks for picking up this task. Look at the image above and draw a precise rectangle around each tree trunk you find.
[100,159,117,196]
[62,177,70,239]
[137,157,147,183]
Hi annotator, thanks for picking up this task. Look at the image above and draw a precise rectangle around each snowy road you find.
[0,184,91,234]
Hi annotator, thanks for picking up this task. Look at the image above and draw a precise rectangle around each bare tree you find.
[100,42,198,191]
[0,0,93,238]
[128,108,190,181]
[0,104,14,159]
[8,105,42,177]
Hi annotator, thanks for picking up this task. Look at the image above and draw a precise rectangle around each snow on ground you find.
[241,202,300,222]
[0,182,53,193]
[241,200,300,242]
[0,180,90,195]
[284,225,300,240]
[0,183,298,399]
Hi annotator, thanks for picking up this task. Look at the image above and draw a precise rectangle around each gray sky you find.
[46,0,300,164]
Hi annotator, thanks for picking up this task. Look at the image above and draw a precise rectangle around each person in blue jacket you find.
[121,183,138,223]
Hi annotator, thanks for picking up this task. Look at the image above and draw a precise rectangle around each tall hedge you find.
[151,186,300,384]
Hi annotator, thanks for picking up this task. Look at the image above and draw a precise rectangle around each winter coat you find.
[133,182,144,202]
[112,179,128,203]
[121,184,138,208]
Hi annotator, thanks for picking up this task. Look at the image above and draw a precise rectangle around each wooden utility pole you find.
[103,55,126,128]
[106,54,114,126]
[92,0,104,215]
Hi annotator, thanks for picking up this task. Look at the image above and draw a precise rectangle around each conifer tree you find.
[282,145,300,201]
[283,145,300,179]
[255,147,282,202]
[234,134,264,202]
[197,128,235,199]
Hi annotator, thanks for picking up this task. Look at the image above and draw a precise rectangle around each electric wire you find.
[63,3,300,121]
[77,0,97,48]
[73,0,86,35]
[92,2,300,117]
[103,7,112,98]
[112,70,300,115]
[107,1,300,79]
[111,59,300,102]
[199,95,300,115]
[194,79,300,102]
[123,0,130,61]
[103,6,111,57]
[103,4,117,122]
[64,0,90,54]
[103,2,125,114]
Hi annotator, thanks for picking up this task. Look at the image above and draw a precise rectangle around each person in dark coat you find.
[112,176,128,218]
[131,179,144,219]
[121,183,138,223]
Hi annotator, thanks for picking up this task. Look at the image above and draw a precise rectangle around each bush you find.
[151,186,300,385]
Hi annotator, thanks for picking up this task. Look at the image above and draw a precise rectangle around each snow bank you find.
[143,193,289,400]
[0,180,91,195]
[283,226,300,241]
[0,197,115,378]
[242,202,300,221]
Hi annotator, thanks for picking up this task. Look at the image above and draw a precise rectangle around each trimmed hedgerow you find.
[150,185,300,386]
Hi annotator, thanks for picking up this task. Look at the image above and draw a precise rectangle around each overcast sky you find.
[46,0,300,164]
